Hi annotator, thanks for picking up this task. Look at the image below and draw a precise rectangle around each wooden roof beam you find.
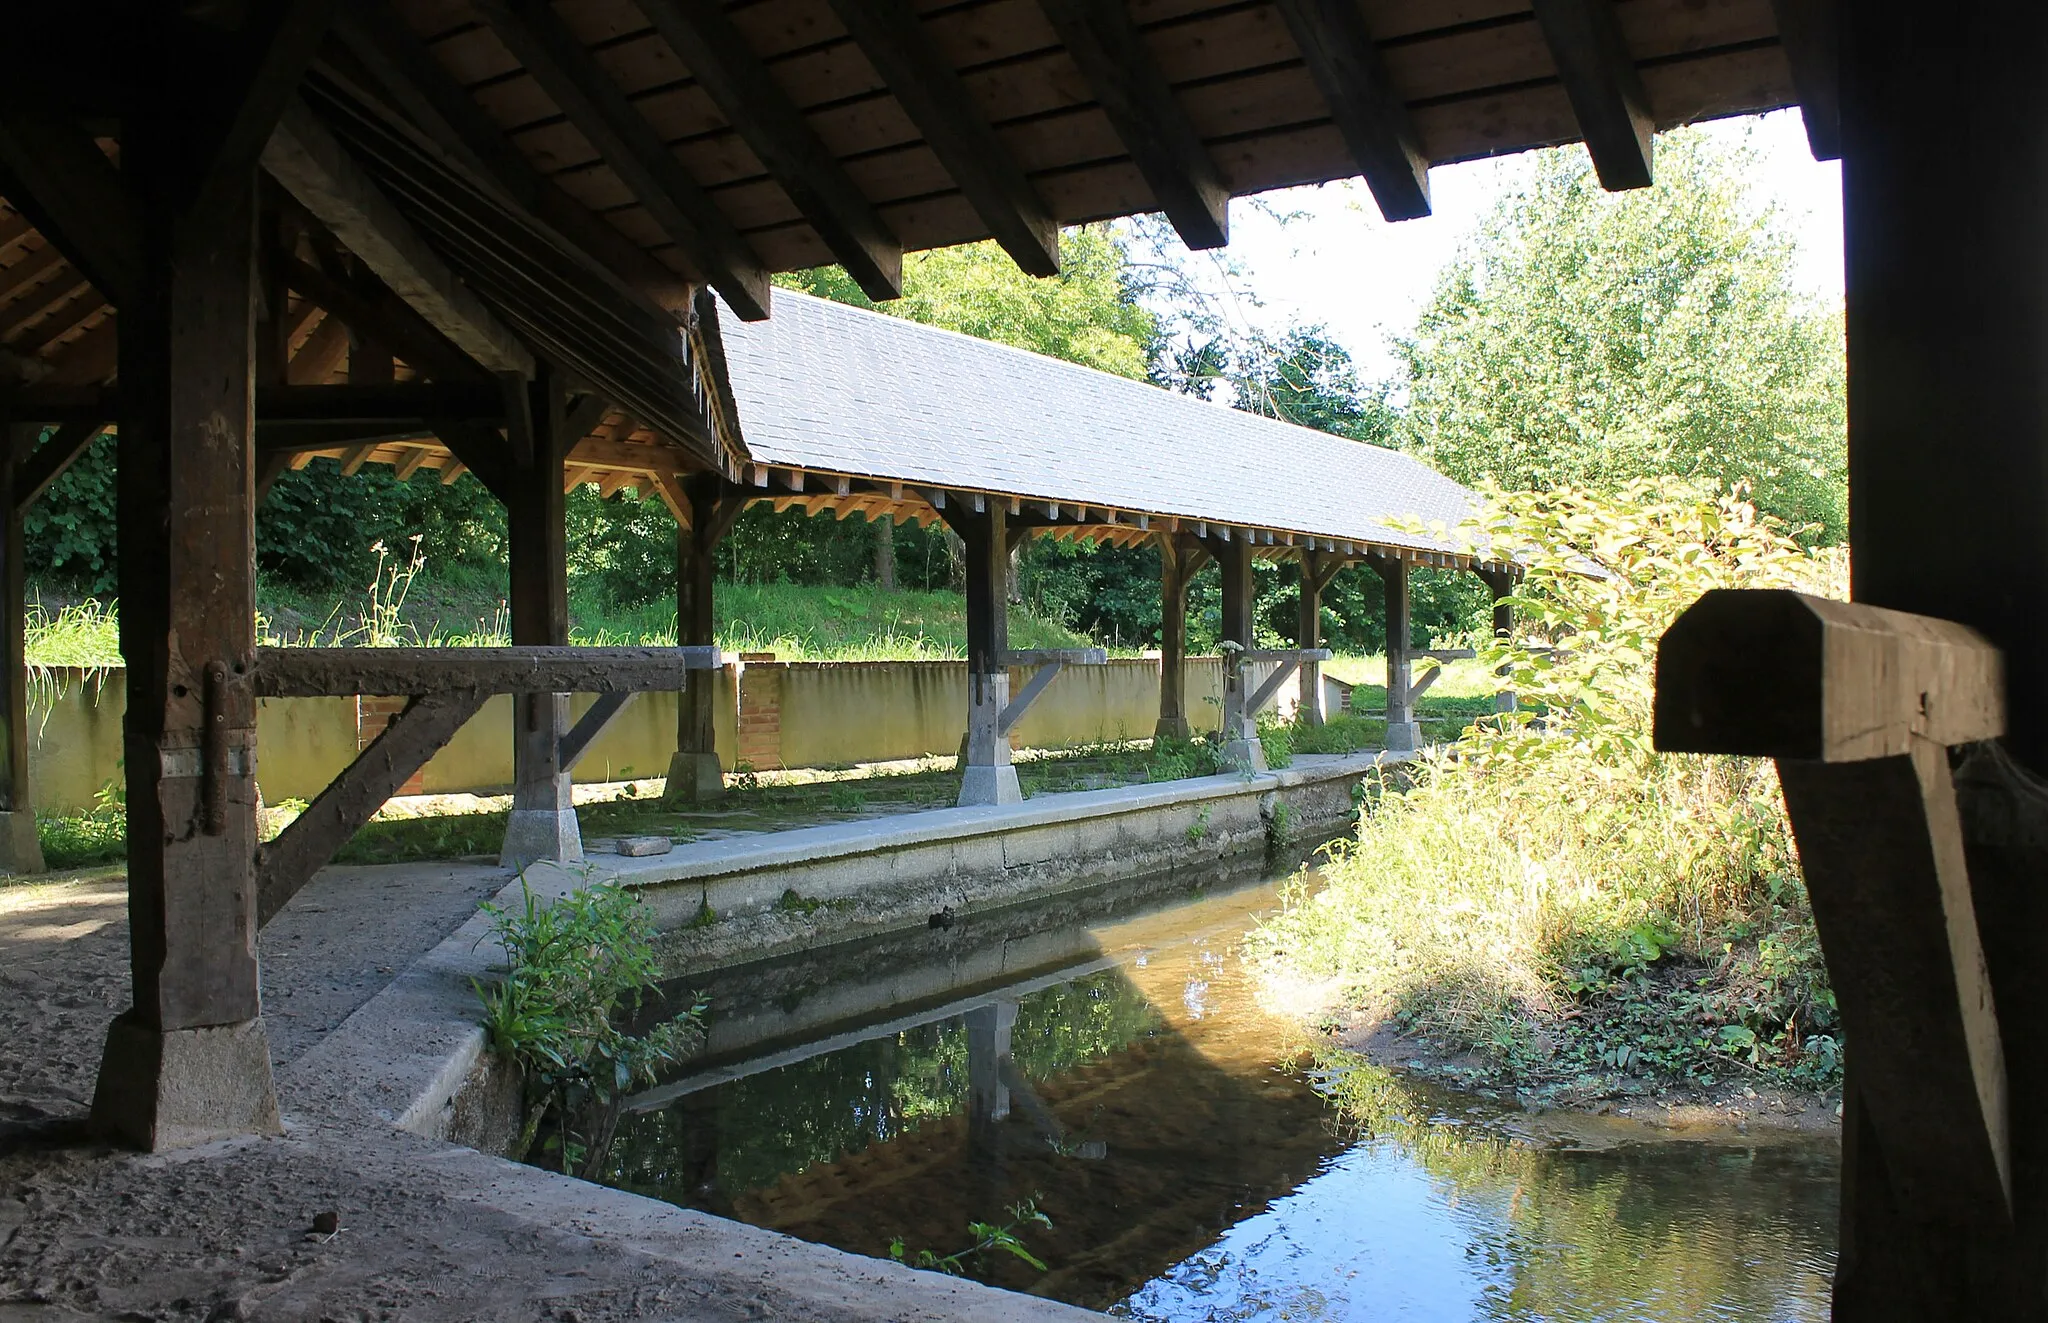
[1771,0,1841,161]
[825,0,1058,278]
[474,0,771,321]
[0,117,138,306]
[1274,0,1429,222]
[1531,0,1654,191]
[1034,0,1229,250]
[333,2,695,311]
[635,0,902,301]
[264,97,534,376]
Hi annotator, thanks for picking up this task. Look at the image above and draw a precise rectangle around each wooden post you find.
[1297,550,1326,726]
[664,473,730,804]
[1479,567,1517,714]
[1155,535,1193,742]
[91,61,282,1148]
[498,367,579,868]
[956,503,1019,805]
[1369,554,1419,751]
[1826,6,2048,1312]
[1215,535,1263,770]
[0,420,44,874]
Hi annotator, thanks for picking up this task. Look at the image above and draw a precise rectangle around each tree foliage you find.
[1400,130,1847,541]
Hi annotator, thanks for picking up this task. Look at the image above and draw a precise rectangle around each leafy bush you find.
[1253,482,1844,1092]
[38,779,126,870]
[477,878,705,1176]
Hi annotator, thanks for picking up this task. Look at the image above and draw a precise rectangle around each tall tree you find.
[1399,129,1847,540]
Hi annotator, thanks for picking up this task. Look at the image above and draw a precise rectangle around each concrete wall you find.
[24,655,1270,813]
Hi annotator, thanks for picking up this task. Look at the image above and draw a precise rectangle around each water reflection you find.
[606,883,1838,1320]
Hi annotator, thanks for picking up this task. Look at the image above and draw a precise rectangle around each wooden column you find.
[1830,5,2048,1313]
[1215,535,1262,770]
[956,503,1019,806]
[498,368,578,868]
[92,67,281,1148]
[0,420,44,873]
[664,473,730,804]
[1297,551,1327,726]
[1479,567,1518,714]
[1155,535,1193,742]
[1369,554,1418,751]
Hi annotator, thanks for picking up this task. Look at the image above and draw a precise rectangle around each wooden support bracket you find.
[558,690,640,771]
[1657,588,2012,1236]
[996,647,1107,739]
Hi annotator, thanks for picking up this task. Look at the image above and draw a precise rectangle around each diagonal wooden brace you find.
[559,690,641,771]
[997,661,1064,739]
[256,687,489,924]
[1658,589,2011,1233]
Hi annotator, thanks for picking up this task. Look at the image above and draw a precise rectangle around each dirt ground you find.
[0,871,1085,1323]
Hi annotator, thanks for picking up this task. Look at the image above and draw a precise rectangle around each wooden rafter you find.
[263,97,533,376]
[1531,0,1654,191]
[824,0,1058,278]
[472,0,770,320]
[1772,0,1841,161]
[1034,0,1229,250]
[1274,0,1429,222]
[635,0,902,301]
[0,116,138,305]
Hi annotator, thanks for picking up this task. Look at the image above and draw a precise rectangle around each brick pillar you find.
[735,654,782,772]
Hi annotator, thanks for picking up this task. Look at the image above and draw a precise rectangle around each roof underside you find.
[0,0,1820,513]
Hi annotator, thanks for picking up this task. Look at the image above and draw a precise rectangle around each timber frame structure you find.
[6,1,2041,1317]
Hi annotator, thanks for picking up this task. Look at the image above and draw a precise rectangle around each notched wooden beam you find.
[1274,0,1429,222]
[826,0,1059,277]
[1531,0,1654,191]
[1034,0,1229,250]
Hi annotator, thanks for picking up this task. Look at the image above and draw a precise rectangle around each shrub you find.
[1252,482,1844,1091]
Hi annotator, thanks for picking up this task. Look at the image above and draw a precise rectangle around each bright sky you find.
[1174,108,1844,382]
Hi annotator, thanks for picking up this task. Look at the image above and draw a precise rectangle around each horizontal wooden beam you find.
[263,95,535,376]
[1274,0,1429,221]
[1655,589,2003,761]
[251,644,723,698]
[1531,0,1654,191]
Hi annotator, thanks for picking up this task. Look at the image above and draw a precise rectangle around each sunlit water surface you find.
[606,881,1838,1320]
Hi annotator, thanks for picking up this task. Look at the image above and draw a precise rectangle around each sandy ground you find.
[0,868,1085,1323]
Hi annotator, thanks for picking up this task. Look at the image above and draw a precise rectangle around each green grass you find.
[25,580,1098,666]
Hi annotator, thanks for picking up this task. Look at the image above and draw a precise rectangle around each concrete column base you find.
[1221,736,1268,773]
[1153,716,1193,743]
[957,764,1023,807]
[500,808,584,870]
[0,808,44,874]
[91,1012,281,1151]
[662,751,726,804]
[1384,720,1423,753]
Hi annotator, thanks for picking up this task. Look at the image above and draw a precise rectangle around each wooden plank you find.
[263,97,534,377]
[1274,0,1430,221]
[637,0,903,300]
[825,0,1058,277]
[1770,0,1839,161]
[256,688,490,925]
[0,116,139,305]
[1530,0,1654,190]
[186,0,345,234]
[251,644,722,698]
[474,0,771,320]
[1654,590,2003,762]
[1033,0,1228,249]
[559,690,641,770]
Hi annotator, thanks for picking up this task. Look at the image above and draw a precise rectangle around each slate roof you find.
[718,289,1488,563]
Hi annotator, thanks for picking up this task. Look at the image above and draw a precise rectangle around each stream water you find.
[605,879,1840,1320]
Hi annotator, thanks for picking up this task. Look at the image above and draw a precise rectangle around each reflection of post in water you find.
[964,999,1016,1216]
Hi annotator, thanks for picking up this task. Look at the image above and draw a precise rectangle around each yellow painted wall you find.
[25,658,1240,813]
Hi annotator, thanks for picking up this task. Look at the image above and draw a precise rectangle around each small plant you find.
[475,877,706,1179]
[728,760,762,792]
[37,777,127,869]
[1185,804,1212,845]
[1265,801,1292,851]
[1256,716,1295,770]
[1149,735,1222,782]
[888,1199,1054,1277]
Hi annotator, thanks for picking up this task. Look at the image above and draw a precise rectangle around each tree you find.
[1399,128,1847,541]
[1232,326,1398,447]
